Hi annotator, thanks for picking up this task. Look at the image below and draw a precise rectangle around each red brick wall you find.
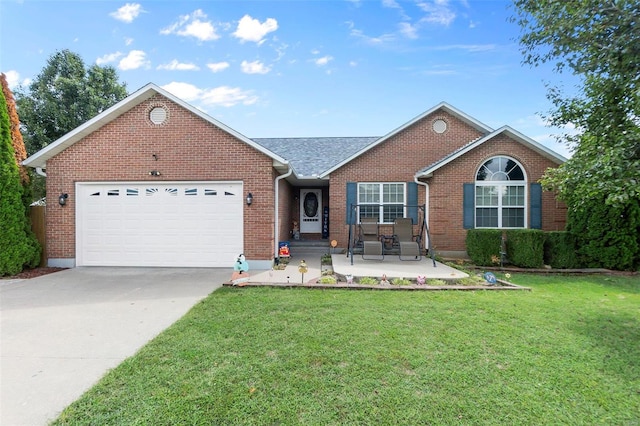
[45,94,276,263]
[328,112,566,253]
[329,111,484,248]
[428,134,567,252]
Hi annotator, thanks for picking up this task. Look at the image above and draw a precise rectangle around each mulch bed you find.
[1,267,67,280]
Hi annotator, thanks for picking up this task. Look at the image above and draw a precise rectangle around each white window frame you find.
[357,182,406,224]
[475,157,527,229]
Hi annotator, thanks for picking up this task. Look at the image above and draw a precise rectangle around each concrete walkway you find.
[246,251,468,285]
[1,267,227,426]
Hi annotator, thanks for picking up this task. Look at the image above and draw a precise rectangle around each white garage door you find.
[76,182,243,267]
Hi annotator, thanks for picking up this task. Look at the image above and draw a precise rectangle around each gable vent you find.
[149,107,167,125]
[432,119,447,134]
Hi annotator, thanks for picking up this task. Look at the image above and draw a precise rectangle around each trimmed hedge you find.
[544,232,580,269]
[466,229,578,269]
[465,229,503,266]
[567,197,640,271]
[505,229,544,268]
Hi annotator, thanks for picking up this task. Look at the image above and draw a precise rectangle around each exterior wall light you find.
[149,170,161,176]
[58,193,68,206]
[246,192,253,206]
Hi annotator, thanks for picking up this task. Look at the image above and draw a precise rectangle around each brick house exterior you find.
[23,83,567,268]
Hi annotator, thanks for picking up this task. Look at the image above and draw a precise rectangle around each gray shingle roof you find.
[252,137,379,177]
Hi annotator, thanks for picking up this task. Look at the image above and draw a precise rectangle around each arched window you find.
[475,156,526,228]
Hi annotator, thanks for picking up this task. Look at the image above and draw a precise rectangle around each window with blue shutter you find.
[407,182,418,224]
[529,183,542,229]
[463,183,475,229]
[346,182,357,224]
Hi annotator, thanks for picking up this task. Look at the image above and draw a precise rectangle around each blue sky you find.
[1,0,578,157]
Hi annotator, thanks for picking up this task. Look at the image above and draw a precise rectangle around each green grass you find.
[55,274,640,425]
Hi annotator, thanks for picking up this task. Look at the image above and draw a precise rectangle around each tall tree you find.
[15,49,128,156]
[511,0,639,206]
[1,73,29,185]
[0,85,40,275]
[511,0,640,270]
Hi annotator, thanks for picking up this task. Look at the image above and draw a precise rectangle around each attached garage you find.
[76,182,243,267]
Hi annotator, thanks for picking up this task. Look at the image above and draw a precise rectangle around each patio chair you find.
[359,217,384,260]
[393,218,421,261]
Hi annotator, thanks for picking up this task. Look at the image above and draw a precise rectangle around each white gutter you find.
[274,164,293,260]
[414,175,429,250]
[36,167,46,177]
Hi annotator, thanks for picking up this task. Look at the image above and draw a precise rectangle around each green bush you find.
[505,229,544,268]
[465,229,503,266]
[0,86,41,276]
[358,277,378,285]
[567,196,640,271]
[318,275,337,284]
[544,232,580,269]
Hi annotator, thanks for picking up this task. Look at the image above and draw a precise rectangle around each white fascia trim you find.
[23,84,158,169]
[417,126,567,178]
[150,84,289,165]
[319,102,494,178]
[23,83,289,169]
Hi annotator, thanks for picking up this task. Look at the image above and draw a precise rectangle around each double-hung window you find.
[475,156,526,228]
[358,183,405,223]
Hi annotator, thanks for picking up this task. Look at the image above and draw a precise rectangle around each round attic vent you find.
[149,107,167,125]
[433,119,447,134]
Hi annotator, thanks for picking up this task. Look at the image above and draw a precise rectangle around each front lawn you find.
[55,274,639,425]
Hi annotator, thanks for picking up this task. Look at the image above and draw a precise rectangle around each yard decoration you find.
[298,259,308,283]
[483,272,497,285]
[231,254,250,286]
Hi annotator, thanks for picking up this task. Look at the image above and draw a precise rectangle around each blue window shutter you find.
[346,182,357,224]
[463,183,475,229]
[530,183,542,229]
[407,182,418,223]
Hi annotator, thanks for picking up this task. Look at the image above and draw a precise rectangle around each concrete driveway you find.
[1,267,229,426]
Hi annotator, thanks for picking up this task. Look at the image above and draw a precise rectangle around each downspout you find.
[36,167,46,177]
[414,175,434,265]
[274,163,293,262]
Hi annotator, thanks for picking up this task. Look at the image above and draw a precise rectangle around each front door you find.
[300,189,322,233]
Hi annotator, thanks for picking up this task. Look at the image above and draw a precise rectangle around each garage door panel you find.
[77,182,243,267]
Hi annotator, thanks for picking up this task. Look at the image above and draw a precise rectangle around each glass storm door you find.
[300,189,322,233]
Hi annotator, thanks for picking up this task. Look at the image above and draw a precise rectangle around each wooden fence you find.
[30,205,46,267]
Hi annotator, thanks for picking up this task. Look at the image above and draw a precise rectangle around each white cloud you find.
[161,82,202,101]
[241,60,271,74]
[3,70,30,89]
[161,9,219,42]
[349,61,358,67]
[157,60,199,71]
[417,0,456,26]
[96,51,123,65]
[200,86,259,107]
[161,82,258,107]
[313,55,333,66]
[398,22,418,39]
[207,62,230,73]
[124,37,134,46]
[233,15,278,44]
[118,50,149,70]
[382,0,400,8]
[110,3,143,23]
[350,28,396,46]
